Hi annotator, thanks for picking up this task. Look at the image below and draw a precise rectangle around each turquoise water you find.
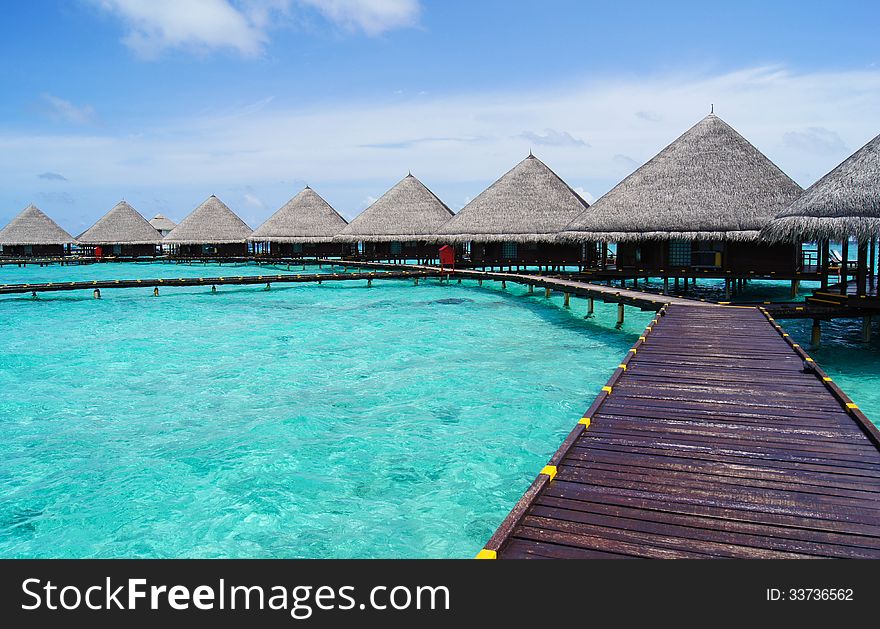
[783,317,880,424]
[0,263,652,558]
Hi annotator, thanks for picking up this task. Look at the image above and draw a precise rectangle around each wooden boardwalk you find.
[480,305,880,559]
[0,270,437,296]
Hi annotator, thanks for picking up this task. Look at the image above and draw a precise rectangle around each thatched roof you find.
[163,195,252,244]
[77,201,163,245]
[560,114,803,242]
[249,187,347,243]
[335,174,453,242]
[762,132,880,242]
[0,204,75,245]
[434,154,589,243]
[149,214,177,232]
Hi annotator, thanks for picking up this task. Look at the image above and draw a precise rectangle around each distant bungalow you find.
[249,187,350,258]
[149,214,177,237]
[560,113,804,285]
[434,154,591,268]
[335,174,453,262]
[763,131,880,297]
[77,201,161,257]
[0,204,75,257]
[164,195,252,257]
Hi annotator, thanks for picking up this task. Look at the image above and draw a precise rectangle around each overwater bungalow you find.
[762,131,880,302]
[335,174,453,263]
[77,201,162,257]
[149,214,176,237]
[434,154,591,268]
[249,187,351,258]
[0,204,75,258]
[559,113,807,289]
[163,195,252,257]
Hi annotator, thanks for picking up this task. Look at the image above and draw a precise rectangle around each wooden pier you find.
[0,270,437,296]
[479,305,880,559]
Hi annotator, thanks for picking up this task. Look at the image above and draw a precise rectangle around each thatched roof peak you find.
[149,214,177,231]
[761,132,880,242]
[250,187,348,243]
[435,153,589,243]
[164,195,252,244]
[0,204,75,245]
[560,113,802,242]
[335,174,453,242]
[77,200,163,245]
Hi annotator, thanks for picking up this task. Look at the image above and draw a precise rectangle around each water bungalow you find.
[163,195,252,257]
[335,174,453,263]
[435,154,591,268]
[762,132,880,305]
[0,204,75,257]
[560,113,807,291]
[249,187,351,258]
[77,201,162,257]
[149,214,177,237]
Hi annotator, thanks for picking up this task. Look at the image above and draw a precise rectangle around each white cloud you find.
[298,0,420,36]
[4,65,880,220]
[783,127,849,155]
[91,0,421,58]
[573,187,595,204]
[41,94,96,124]
[519,128,588,147]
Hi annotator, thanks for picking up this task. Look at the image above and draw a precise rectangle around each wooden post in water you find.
[93,289,100,299]
[663,277,669,295]
[367,278,372,287]
[153,287,159,297]
[528,284,534,294]
[587,297,594,316]
[790,279,799,299]
[544,287,551,298]
[478,278,482,286]
[501,280,507,289]
[564,292,570,308]
[841,238,849,295]
[724,279,730,300]
[212,285,216,293]
[811,319,821,347]
[862,316,872,343]
[414,277,419,286]
[674,277,680,291]
[870,237,876,287]
[616,303,625,327]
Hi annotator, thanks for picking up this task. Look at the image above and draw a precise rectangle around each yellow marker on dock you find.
[475,549,497,560]
[540,465,558,481]
[823,376,832,382]
[846,403,859,410]
[618,364,627,371]
[602,386,613,394]
[578,417,591,428]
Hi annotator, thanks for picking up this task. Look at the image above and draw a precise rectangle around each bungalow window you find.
[501,242,518,259]
[390,242,402,255]
[668,240,692,267]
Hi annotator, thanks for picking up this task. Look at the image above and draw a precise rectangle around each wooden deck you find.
[480,305,880,559]
[0,270,438,295]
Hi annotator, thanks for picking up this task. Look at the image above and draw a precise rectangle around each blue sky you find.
[1,0,879,233]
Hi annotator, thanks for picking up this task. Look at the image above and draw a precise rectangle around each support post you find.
[367,278,372,287]
[587,297,594,317]
[870,237,876,286]
[544,287,551,298]
[502,280,506,289]
[528,284,534,294]
[478,279,482,286]
[616,303,625,327]
[93,289,101,299]
[414,277,419,286]
[564,292,570,308]
[862,316,872,343]
[820,239,830,290]
[724,279,730,300]
[790,279,799,299]
[857,240,868,297]
[674,277,680,291]
[663,277,669,295]
[153,287,159,297]
[212,285,216,293]
[811,319,821,347]
[841,238,849,295]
